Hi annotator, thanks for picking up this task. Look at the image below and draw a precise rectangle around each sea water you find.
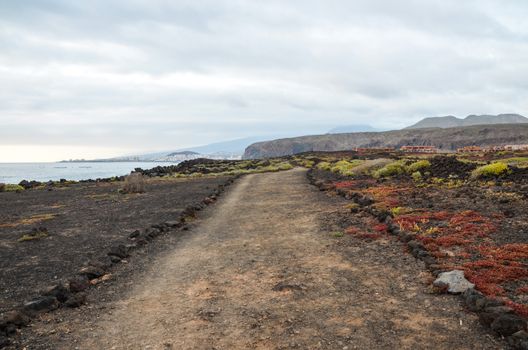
[0,162,179,184]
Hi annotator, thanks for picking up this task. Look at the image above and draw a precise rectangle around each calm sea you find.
[0,162,179,184]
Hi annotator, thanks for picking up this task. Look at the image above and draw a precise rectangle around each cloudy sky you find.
[1,0,527,161]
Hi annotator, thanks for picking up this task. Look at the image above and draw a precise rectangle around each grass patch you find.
[4,184,25,192]
[18,228,49,242]
[497,157,528,168]
[0,213,56,228]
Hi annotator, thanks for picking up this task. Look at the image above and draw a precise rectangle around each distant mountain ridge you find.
[328,124,378,134]
[243,124,528,159]
[406,114,528,129]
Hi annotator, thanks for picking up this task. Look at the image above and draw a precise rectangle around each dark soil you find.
[10,169,501,349]
[428,156,477,179]
[0,176,231,314]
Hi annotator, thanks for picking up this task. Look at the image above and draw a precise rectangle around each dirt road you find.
[38,169,501,349]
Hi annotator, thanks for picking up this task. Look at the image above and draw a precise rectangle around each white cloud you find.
[0,0,527,160]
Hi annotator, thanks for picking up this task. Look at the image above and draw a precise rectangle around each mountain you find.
[328,124,379,134]
[243,124,528,159]
[406,114,528,129]
[177,137,267,156]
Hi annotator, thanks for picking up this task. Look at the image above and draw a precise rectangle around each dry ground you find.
[0,176,230,313]
[16,169,503,349]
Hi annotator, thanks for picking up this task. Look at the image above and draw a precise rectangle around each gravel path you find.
[21,169,504,349]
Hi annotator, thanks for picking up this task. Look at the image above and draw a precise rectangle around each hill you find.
[243,124,528,159]
[406,113,528,129]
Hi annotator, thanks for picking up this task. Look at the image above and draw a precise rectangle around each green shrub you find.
[330,160,363,176]
[390,206,410,216]
[406,160,431,173]
[316,161,332,171]
[5,184,24,192]
[411,171,423,182]
[294,158,314,168]
[276,162,294,171]
[373,161,406,178]
[349,158,392,175]
[471,162,510,178]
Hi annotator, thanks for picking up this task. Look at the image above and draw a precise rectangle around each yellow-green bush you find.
[411,171,423,182]
[390,206,410,216]
[276,162,294,171]
[406,160,431,173]
[330,160,363,176]
[373,161,406,178]
[471,162,509,178]
[5,184,25,192]
[297,159,315,168]
[316,161,332,171]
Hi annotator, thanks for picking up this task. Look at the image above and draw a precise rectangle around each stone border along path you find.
[0,176,238,348]
[30,168,505,349]
[307,169,528,349]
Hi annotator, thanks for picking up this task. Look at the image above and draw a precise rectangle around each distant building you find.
[504,144,528,151]
[354,147,395,153]
[457,146,483,153]
[487,145,506,152]
[400,146,438,153]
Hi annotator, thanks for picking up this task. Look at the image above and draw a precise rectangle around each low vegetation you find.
[0,213,56,228]
[330,160,363,176]
[406,159,431,173]
[471,162,509,178]
[18,227,49,242]
[121,173,146,194]
[306,149,528,327]
[4,184,25,192]
[373,160,406,178]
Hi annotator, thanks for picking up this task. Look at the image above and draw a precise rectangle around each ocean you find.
[0,162,179,184]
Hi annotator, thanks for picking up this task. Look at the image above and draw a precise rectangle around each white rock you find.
[433,270,474,294]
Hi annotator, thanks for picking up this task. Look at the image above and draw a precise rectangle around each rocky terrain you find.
[1,153,527,349]
[3,169,506,350]
[304,151,528,348]
[243,124,528,159]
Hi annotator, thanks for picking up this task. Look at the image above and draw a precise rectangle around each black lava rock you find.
[491,314,527,337]
[42,284,71,303]
[107,244,129,259]
[23,296,59,314]
[64,293,87,308]
[508,331,528,350]
[69,276,90,293]
[78,265,105,279]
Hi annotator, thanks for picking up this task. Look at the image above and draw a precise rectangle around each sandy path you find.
[69,169,499,349]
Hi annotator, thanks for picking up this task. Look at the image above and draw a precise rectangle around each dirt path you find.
[56,169,500,349]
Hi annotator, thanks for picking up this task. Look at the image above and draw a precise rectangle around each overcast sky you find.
[1,0,527,161]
